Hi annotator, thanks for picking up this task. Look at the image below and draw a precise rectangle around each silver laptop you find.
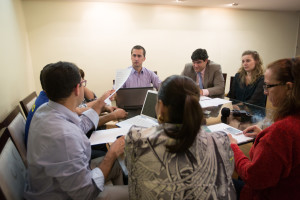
[116,90,158,128]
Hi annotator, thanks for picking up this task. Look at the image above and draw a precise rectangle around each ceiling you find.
[82,0,300,11]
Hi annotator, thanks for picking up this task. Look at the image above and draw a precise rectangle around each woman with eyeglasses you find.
[228,50,266,107]
[228,57,300,200]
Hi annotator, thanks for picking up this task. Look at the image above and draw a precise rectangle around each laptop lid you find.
[140,90,158,119]
[116,87,153,109]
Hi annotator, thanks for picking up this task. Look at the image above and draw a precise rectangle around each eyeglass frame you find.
[79,80,87,87]
[263,82,285,92]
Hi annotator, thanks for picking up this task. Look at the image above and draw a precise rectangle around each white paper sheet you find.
[200,96,211,101]
[199,98,231,108]
[104,68,132,105]
[89,126,132,145]
[206,123,254,144]
[114,68,132,90]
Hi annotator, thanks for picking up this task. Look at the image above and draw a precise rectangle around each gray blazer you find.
[181,60,225,98]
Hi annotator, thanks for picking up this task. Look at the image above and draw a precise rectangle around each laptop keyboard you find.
[116,115,158,128]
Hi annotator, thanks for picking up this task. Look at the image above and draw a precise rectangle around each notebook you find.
[205,123,254,145]
[116,90,158,128]
[115,87,153,110]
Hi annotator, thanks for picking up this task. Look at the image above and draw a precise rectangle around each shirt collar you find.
[131,66,144,74]
[195,67,206,76]
[47,100,81,125]
[200,67,206,75]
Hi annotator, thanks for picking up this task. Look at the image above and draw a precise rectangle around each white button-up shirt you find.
[25,101,104,200]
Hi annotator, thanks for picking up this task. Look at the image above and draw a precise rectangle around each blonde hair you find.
[238,50,264,85]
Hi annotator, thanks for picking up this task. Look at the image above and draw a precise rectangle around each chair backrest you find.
[0,130,26,200]
[20,92,37,117]
[1,106,27,167]
[222,73,227,87]
[229,76,235,91]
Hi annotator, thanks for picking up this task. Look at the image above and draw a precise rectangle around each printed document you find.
[105,68,132,105]
[89,126,131,145]
[205,123,254,145]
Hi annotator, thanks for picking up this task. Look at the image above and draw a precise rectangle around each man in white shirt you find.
[24,61,128,200]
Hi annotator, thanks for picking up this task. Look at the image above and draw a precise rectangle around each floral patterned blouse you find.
[125,123,236,200]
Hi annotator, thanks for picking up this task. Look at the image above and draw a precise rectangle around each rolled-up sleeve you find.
[80,109,99,133]
[91,167,105,191]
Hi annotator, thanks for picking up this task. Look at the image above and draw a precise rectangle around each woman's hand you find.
[243,125,262,138]
[227,134,238,145]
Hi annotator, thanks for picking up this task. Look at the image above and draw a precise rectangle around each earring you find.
[158,114,164,123]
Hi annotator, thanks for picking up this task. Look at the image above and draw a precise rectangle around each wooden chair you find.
[20,91,37,117]
[229,76,235,92]
[0,129,26,200]
[0,106,27,167]
[222,73,227,87]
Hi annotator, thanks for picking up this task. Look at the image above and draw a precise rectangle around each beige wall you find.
[22,1,299,96]
[0,0,299,127]
[0,0,35,125]
[296,13,300,56]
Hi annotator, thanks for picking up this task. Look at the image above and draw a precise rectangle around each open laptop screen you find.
[141,90,157,119]
[116,87,153,109]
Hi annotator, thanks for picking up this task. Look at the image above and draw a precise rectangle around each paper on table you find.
[104,68,132,105]
[199,98,231,108]
[206,123,253,145]
[200,96,211,101]
[89,126,132,145]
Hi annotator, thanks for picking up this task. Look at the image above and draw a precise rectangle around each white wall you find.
[296,13,300,56]
[0,0,35,126]
[0,0,298,132]
[22,1,299,95]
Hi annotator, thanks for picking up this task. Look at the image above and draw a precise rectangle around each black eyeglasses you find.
[79,80,87,87]
[263,82,285,91]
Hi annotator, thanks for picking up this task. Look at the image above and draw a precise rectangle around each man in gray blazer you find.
[181,48,225,98]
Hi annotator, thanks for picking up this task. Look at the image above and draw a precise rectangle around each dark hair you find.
[191,48,208,61]
[158,75,203,153]
[40,63,53,90]
[131,45,146,57]
[43,61,81,102]
[267,57,300,121]
[79,68,85,79]
[238,50,264,85]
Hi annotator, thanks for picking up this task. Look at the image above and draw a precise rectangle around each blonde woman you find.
[228,50,266,107]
